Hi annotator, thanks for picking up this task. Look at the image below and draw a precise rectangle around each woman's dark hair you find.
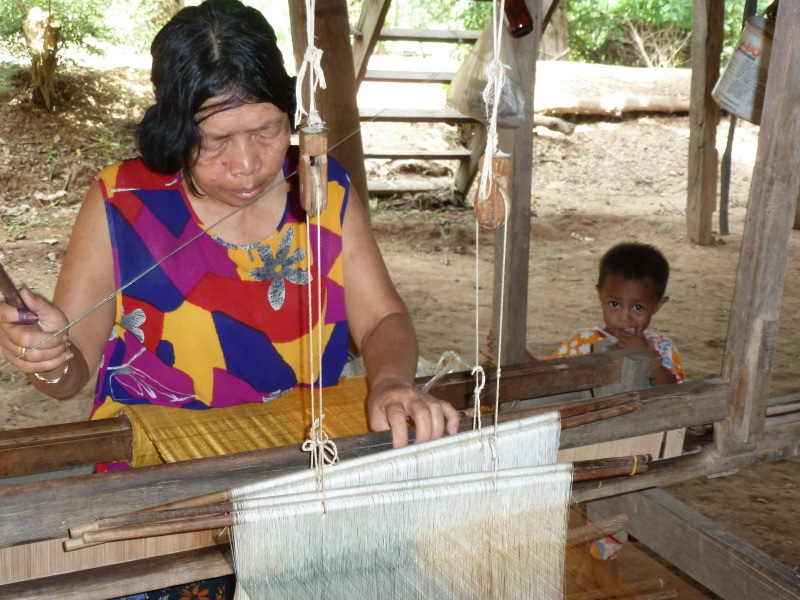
[136,0,296,176]
[597,242,670,299]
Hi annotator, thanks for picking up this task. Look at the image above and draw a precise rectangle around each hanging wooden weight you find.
[475,154,510,230]
[299,127,328,216]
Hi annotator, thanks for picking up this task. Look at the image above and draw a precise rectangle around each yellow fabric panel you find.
[325,180,346,287]
[272,323,334,387]
[97,161,122,191]
[161,302,226,404]
[124,375,371,467]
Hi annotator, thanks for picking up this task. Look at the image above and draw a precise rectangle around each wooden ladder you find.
[351,2,484,199]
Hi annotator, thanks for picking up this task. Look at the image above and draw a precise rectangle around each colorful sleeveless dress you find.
[90,147,350,421]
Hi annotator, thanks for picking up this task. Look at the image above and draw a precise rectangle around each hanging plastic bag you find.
[446,23,526,127]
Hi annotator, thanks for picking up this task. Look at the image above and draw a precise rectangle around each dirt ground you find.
[1,57,798,593]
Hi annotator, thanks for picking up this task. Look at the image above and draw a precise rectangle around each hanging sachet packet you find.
[446,23,526,128]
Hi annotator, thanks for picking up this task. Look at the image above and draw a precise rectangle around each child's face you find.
[596,274,668,338]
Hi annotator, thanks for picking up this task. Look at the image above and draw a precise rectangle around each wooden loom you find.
[3,0,800,598]
[0,348,665,596]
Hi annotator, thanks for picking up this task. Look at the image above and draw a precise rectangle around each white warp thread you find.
[232,464,572,599]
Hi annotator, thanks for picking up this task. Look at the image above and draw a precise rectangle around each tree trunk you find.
[23,8,60,111]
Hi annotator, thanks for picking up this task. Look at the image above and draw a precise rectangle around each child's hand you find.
[614,328,649,350]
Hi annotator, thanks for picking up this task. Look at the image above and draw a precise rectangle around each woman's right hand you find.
[0,288,72,376]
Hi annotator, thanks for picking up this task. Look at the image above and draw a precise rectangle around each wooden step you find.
[359,107,476,123]
[367,179,456,195]
[376,28,479,44]
[363,69,456,84]
[364,149,471,161]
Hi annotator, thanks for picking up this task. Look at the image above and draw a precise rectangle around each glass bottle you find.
[503,0,534,38]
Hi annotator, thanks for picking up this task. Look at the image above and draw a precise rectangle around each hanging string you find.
[472,217,484,431]
[477,0,511,203]
[471,2,514,469]
[301,213,339,482]
[295,0,327,132]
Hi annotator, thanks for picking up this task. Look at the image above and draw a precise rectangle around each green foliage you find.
[0,0,116,53]
[109,0,175,51]
[347,0,490,31]
[565,0,773,68]
[0,64,25,92]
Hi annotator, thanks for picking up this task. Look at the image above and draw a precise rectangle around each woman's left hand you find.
[368,378,461,448]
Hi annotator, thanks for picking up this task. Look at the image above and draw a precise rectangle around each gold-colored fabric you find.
[124,376,371,467]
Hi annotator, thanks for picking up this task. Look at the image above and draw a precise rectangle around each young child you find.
[550,242,684,386]
[552,242,684,587]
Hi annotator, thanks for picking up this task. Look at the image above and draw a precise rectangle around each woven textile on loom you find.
[122,375,371,467]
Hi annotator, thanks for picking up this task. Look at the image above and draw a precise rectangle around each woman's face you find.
[189,98,291,207]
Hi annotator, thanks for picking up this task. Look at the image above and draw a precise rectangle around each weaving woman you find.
[0,0,460,596]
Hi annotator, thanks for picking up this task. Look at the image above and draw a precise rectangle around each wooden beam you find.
[363,69,456,84]
[720,6,800,455]
[363,149,471,160]
[454,123,487,196]
[351,0,392,86]
[428,347,663,409]
[0,545,233,600]
[0,377,727,548]
[493,0,540,365]
[290,0,369,211]
[377,28,479,44]
[589,488,800,600]
[359,107,476,123]
[0,349,661,479]
[686,0,723,244]
[561,379,728,450]
[0,418,130,477]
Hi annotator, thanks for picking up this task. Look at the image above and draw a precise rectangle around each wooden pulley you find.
[475,154,510,230]
[298,127,328,216]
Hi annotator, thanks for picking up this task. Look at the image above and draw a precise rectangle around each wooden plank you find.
[560,379,728,450]
[0,418,130,477]
[429,347,663,409]
[290,0,369,211]
[377,28,479,44]
[0,545,232,600]
[454,123,487,195]
[351,0,392,85]
[0,349,659,478]
[359,107,477,123]
[573,417,800,504]
[0,531,218,586]
[589,489,800,600]
[720,6,800,455]
[368,180,454,194]
[363,69,456,84]
[364,149,471,160]
[686,0,723,245]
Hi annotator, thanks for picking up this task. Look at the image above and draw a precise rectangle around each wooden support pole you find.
[686,0,723,245]
[289,0,370,213]
[351,0,392,87]
[493,0,539,365]
[720,5,800,455]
